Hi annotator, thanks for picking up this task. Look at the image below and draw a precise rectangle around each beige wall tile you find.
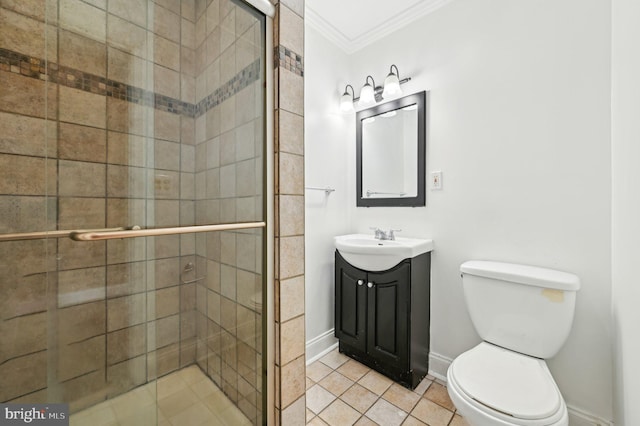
[107,97,150,136]
[156,314,180,348]
[153,200,180,227]
[279,236,304,279]
[59,122,107,162]
[58,266,106,308]
[153,4,180,43]
[153,257,180,289]
[148,235,180,259]
[154,139,180,171]
[108,0,147,28]
[279,276,304,322]
[278,152,304,195]
[106,198,146,228]
[107,14,147,59]
[107,324,146,364]
[58,335,105,382]
[59,160,106,197]
[59,29,106,76]
[181,18,196,49]
[108,47,149,90]
[278,109,304,155]
[181,47,196,76]
[107,354,147,395]
[154,35,180,70]
[58,301,106,344]
[156,342,180,376]
[0,195,58,234]
[0,0,50,21]
[106,234,146,265]
[279,195,304,236]
[0,72,56,118]
[0,351,46,401]
[57,238,106,270]
[107,293,146,331]
[62,370,107,412]
[154,286,180,319]
[59,86,106,129]
[0,8,52,59]
[280,355,305,408]
[0,313,46,364]
[107,131,147,167]
[60,0,106,42]
[153,64,180,99]
[0,249,47,318]
[280,315,304,365]
[106,261,147,297]
[277,4,303,55]
[281,0,304,18]
[0,154,56,196]
[154,109,181,142]
[106,164,147,198]
[279,67,304,115]
[182,0,196,22]
[0,112,57,158]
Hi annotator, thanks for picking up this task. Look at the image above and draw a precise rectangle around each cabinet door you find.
[335,252,367,352]
[366,263,410,367]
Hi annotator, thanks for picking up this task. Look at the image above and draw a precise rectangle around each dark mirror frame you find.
[356,91,426,207]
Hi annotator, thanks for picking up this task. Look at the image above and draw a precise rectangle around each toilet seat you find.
[447,342,567,426]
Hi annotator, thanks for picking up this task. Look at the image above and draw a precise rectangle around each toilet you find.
[447,261,580,426]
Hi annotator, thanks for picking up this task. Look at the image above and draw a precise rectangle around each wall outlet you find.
[431,171,443,190]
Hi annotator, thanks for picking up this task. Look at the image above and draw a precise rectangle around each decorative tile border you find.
[0,47,261,119]
[195,59,261,116]
[274,46,304,77]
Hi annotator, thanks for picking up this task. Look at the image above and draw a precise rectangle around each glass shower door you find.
[0,0,266,424]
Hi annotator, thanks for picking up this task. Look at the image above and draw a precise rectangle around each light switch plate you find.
[431,171,443,190]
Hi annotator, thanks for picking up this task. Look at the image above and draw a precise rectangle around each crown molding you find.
[306,0,452,55]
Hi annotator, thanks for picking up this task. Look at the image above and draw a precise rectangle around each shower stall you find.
[0,0,270,424]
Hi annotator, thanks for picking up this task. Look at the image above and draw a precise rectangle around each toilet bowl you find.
[447,261,580,426]
[447,343,568,426]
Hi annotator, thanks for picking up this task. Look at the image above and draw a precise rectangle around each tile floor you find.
[306,349,469,426]
[70,365,251,426]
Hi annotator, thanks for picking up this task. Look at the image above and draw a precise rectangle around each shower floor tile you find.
[70,365,251,426]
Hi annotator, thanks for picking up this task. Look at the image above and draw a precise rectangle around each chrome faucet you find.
[370,227,402,241]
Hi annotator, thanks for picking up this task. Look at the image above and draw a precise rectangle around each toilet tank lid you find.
[460,261,580,291]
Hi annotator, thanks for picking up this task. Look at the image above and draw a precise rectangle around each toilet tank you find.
[460,261,580,359]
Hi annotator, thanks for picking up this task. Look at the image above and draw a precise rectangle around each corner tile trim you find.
[0,47,261,119]
[274,46,304,77]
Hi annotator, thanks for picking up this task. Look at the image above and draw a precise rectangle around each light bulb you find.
[340,92,354,112]
[358,83,375,108]
[382,72,401,98]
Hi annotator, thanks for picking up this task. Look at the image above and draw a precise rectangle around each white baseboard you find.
[306,329,338,365]
[566,405,613,426]
[426,351,612,426]
[428,351,453,382]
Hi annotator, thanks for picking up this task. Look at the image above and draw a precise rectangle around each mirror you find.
[356,91,426,207]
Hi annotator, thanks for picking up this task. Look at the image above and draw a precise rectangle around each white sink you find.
[335,234,434,271]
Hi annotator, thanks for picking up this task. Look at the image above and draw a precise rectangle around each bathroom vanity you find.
[334,234,433,389]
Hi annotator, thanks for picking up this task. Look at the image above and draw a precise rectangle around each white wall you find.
[612,0,640,424]
[303,26,353,359]
[305,0,613,421]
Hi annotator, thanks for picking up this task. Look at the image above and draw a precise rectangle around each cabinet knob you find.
[367,282,374,288]
[357,279,364,286]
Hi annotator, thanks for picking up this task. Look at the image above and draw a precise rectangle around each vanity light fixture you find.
[358,76,377,108]
[382,64,402,98]
[339,84,355,113]
[340,65,411,112]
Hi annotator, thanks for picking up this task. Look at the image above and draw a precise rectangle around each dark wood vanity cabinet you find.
[334,250,431,389]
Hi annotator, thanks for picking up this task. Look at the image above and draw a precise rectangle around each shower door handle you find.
[69,222,266,241]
